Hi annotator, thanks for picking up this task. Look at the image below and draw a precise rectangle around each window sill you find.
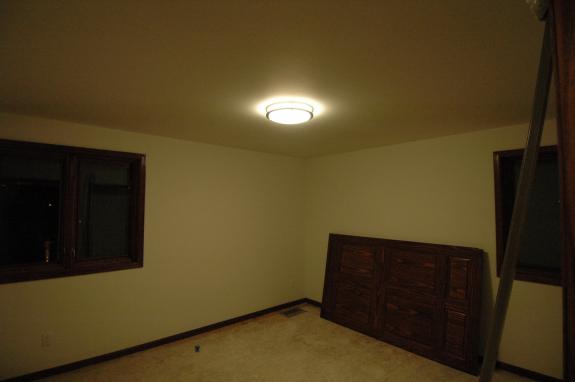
[0,260,143,284]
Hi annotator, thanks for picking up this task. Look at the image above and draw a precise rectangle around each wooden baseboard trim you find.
[496,361,562,382]
[478,356,563,382]
[3,298,311,382]
[303,298,322,307]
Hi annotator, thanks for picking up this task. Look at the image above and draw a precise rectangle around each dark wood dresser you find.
[321,233,483,374]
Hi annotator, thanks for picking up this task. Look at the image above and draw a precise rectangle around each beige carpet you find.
[42,304,533,382]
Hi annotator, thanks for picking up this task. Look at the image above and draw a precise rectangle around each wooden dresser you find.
[321,233,483,374]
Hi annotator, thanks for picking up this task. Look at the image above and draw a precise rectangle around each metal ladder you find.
[479,3,554,381]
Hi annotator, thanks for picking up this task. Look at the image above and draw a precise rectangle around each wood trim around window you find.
[0,139,146,284]
[493,145,561,286]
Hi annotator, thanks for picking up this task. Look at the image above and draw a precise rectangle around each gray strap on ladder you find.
[478,14,554,382]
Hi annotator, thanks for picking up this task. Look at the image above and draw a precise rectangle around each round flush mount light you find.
[265,101,314,125]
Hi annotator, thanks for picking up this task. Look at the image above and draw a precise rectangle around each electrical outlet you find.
[41,332,52,348]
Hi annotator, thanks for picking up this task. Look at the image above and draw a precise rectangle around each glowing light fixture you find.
[265,101,314,125]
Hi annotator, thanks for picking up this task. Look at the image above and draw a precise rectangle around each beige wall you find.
[303,121,563,378]
[0,113,305,379]
[0,113,564,379]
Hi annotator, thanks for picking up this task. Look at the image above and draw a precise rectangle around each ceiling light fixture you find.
[265,101,314,125]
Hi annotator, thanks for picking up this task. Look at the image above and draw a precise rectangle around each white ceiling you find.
[0,1,550,157]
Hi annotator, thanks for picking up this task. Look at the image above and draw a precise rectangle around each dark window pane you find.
[514,158,561,270]
[495,146,561,285]
[0,153,63,266]
[77,160,132,259]
[0,139,145,284]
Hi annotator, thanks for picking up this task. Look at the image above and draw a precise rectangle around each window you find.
[0,139,145,283]
[493,145,561,285]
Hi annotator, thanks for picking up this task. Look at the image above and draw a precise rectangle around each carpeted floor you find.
[42,304,533,381]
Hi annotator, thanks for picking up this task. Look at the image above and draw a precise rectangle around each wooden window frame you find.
[493,145,561,286]
[0,139,145,284]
